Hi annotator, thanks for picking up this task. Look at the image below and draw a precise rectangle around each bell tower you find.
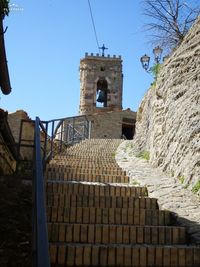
[79,52,123,115]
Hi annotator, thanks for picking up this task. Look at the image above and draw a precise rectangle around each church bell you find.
[97,90,106,103]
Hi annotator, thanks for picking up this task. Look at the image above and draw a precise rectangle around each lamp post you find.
[140,46,163,72]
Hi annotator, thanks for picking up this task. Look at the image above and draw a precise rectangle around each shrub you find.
[136,151,150,161]
[192,181,200,194]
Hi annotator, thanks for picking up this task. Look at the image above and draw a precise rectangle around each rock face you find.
[134,17,200,190]
[8,110,34,160]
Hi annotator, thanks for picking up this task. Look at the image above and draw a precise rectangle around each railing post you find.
[50,120,55,159]
[72,117,75,145]
[59,120,64,153]
[33,117,50,267]
[43,121,48,166]
[84,117,86,139]
[66,121,69,144]
[88,120,91,139]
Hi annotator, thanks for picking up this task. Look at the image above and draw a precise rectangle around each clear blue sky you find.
[0,0,167,119]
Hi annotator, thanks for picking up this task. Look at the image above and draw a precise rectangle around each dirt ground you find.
[0,175,32,267]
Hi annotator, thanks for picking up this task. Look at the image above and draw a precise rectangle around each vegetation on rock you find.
[136,151,150,161]
[192,180,200,194]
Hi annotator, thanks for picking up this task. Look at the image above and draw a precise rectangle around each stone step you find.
[49,161,120,168]
[63,154,116,158]
[52,156,117,160]
[49,243,200,267]
[48,223,186,245]
[46,193,158,209]
[46,165,126,175]
[53,159,116,166]
[46,172,129,183]
[64,154,115,158]
[46,182,148,197]
[47,207,171,226]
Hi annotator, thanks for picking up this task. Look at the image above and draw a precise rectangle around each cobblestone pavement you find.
[116,140,200,244]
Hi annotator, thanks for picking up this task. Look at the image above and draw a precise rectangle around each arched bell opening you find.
[96,78,108,108]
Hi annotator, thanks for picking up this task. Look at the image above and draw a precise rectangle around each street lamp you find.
[140,46,163,72]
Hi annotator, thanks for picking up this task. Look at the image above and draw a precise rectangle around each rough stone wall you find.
[79,53,123,115]
[88,109,136,139]
[8,110,35,160]
[134,17,200,190]
[0,133,16,174]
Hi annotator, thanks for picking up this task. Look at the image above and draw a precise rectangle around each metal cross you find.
[99,44,108,57]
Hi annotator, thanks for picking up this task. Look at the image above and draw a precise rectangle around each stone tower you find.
[79,53,123,115]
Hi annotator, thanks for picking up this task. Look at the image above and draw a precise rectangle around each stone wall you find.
[8,110,35,160]
[79,54,123,115]
[134,17,200,190]
[0,109,17,174]
[88,109,136,139]
[0,133,16,174]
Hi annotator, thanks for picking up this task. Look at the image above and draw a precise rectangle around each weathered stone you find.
[133,16,200,191]
[79,54,123,115]
[88,109,136,139]
[116,140,200,243]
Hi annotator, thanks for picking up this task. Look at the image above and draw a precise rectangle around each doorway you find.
[121,117,136,140]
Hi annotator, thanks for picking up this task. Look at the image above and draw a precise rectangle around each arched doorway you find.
[96,78,108,107]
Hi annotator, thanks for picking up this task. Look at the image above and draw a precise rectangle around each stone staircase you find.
[45,139,200,267]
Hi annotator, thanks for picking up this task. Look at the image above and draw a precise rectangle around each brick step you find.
[63,144,120,149]
[65,145,119,149]
[52,156,117,162]
[50,163,120,169]
[49,243,200,267]
[49,161,119,168]
[66,147,120,151]
[67,150,119,153]
[47,207,171,226]
[65,154,115,160]
[64,152,116,156]
[64,152,117,156]
[64,153,118,156]
[46,172,129,183]
[46,193,158,209]
[48,223,186,245]
[63,148,118,152]
[57,145,119,150]
[46,182,148,197]
[46,165,126,175]
[54,160,117,165]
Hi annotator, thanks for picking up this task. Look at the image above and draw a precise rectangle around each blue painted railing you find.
[31,115,90,266]
[32,117,50,267]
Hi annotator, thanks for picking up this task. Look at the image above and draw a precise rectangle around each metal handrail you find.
[14,114,91,267]
[33,117,50,267]
[17,115,90,171]
[31,115,90,267]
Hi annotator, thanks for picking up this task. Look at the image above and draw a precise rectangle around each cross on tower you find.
[99,44,108,57]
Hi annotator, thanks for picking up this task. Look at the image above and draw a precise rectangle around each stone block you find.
[66,246,75,266]
[116,247,124,266]
[50,244,57,264]
[83,246,91,266]
[58,245,66,265]
[75,246,83,266]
